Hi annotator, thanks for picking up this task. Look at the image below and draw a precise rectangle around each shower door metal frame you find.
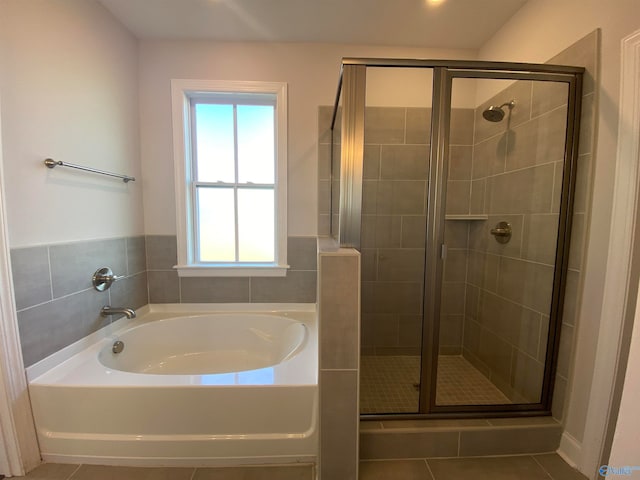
[421,67,583,416]
[331,58,584,418]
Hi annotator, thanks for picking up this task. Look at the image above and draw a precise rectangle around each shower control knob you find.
[92,267,125,291]
[490,221,512,244]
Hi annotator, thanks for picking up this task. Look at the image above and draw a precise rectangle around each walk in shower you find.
[329,59,583,416]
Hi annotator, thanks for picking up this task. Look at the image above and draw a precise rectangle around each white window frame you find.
[171,79,288,277]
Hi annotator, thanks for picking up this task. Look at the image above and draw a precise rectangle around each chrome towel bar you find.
[44,158,135,183]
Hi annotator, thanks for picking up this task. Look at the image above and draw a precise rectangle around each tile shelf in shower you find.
[445,215,489,221]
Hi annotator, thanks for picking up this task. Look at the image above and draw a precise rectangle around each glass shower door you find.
[430,74,573,410]
[359,67,434,414]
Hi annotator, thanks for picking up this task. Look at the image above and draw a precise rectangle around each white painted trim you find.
[579,29,640,477]
[0,92,41,475]
[558,432,582,469]
[170,79,288,276]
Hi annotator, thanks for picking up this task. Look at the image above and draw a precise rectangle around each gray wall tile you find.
[365,107,405,144]
[446,180,471,215]
[288,236,318,271]
[458,425,561,456]
[110,272,148,311]
[250,270,317,303]
[148,270,179,303]
[146,235,178,270]
[180,277,250,303]
[11,246,52,310]
[380,145,429,180]
[126,236,147,275]
[18,288,106,367]
[320,370,359,480]
[319,254,360,369]
[405,107,431,144]
[49,238,127,298]
[449,145,473,181]
[360,429,459,459]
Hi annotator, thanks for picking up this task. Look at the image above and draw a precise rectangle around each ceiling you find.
[97,0,529,49]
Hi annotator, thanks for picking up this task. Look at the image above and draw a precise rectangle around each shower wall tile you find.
[548,29,598,95]
[573,154,591,214]
[363,145,381,179]
[445,180,470,215]
[18,288,106,367]
[578,93,595,155]
[477,292,542,359]
[449,108,474,145]
[361,314,399,348]
[317,105,334,145]
[318,143,331,180]
[506,106,568,172]
[398,315,423,348]
[180,277,250,303]
[440,314,463,348]
[449,145,473,181]
[440,282,466,315]
[521,214,560,265]
[477,329,513,382]
[458,424,561,456]
[568,213,586,270]
[473,134,507,178]
[376,180,426,215]
[362,281,422,315]
[469,179,486,215]
[401,215,427,248]
[10,246,52,311]
[405,107,431,144]
[364,107,405,144]
[443,220,469,249]
[377,248,425,282]
[360,429,459,459]
[361,215,402,248]
[380,145,429,180]
[486,163,555,215]
[49,238,127,298]
[318,181,331,215]
[443,249,468,282]
[531,81,569,118]
[148,270,180,304]
[497,257,554,314]
[510,350,544,403]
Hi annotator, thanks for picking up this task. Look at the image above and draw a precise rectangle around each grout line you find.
[67,464,83,479]
[424,458,437,480]
[47,246,54,301]
[531,454,556,480]
[189,467,198,480]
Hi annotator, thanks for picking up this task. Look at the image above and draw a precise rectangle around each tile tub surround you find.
[146,235,317,304]
[12,234,317,367]
[11,236,148,367]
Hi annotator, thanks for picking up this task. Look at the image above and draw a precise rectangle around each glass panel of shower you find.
[332,60,583,417]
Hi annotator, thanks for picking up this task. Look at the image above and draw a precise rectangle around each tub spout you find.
[101,306,136,319]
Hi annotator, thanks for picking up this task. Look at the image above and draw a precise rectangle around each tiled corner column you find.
[318,238,360,480]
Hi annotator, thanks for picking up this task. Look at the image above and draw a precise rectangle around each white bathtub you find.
[27,304,318,467]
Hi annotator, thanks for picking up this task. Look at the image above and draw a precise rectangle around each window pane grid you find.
[194,185,276,264]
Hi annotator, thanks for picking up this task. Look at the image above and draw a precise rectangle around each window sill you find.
[175,264,290,277]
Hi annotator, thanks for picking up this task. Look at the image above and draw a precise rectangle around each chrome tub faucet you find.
[100,306,136,319]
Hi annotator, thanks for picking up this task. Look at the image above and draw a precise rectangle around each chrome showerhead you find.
[482,100,516,122]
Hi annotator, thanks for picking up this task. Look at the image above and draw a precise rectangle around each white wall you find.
[0,0,144,247]
[138,41,475,236]
[479,0,640,474]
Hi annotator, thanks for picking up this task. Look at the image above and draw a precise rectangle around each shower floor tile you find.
[360,355,511,414]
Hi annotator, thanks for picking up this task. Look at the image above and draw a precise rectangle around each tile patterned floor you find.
[14,454,588,479]
[360,355,511,413]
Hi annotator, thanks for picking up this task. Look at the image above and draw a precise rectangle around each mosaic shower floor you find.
[360,355,511,414]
